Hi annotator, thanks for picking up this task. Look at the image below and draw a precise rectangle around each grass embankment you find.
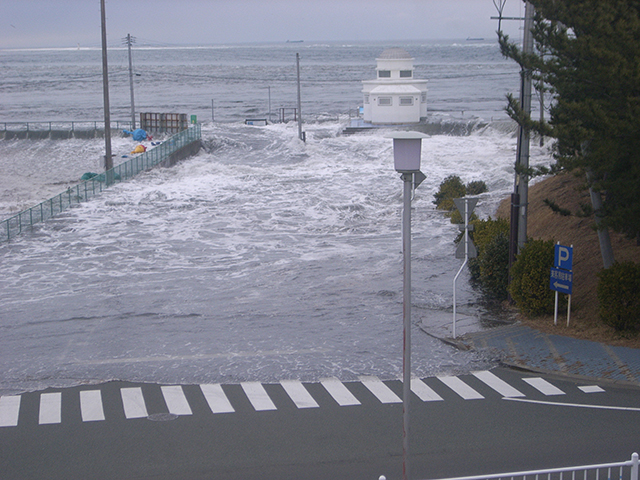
[495,173,640,347]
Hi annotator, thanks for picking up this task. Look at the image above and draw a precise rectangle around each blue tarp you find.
[123,129,148,141]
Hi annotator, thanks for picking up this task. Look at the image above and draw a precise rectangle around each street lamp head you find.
[388,131,428,173]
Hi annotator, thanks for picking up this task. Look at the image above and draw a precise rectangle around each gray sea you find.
[0,40,551,395]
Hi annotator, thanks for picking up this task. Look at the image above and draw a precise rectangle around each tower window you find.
[400,70,413,78]
[378,70,391,78]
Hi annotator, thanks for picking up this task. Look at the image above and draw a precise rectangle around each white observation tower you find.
[361,48,428,125]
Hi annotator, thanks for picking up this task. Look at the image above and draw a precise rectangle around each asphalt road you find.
[1,367,639,480]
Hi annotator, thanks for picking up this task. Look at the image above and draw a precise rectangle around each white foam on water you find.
[0,121,553,393]
[0,39,550,393]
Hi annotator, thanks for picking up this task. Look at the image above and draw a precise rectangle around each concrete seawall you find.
[160,139,203,167]
[1,129,118,140]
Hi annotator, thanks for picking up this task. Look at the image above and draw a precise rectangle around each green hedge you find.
[509,238,556,316]
[467,217,510,280]
[478,231,510,300]
[597,262,640,331]
[434,175,466,212]
[434,176,488,224]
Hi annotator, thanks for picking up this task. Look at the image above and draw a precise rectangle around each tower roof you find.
[377,48,412,60]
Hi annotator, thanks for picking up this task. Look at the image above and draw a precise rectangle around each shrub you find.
[509,238,555,316]
[597,262,640,331]
[466,180,488,195]
[433,175,466,212]
[467,217,510,281]
[478,231,510,300]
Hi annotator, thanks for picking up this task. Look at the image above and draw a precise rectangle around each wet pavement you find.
[421,312,640,386]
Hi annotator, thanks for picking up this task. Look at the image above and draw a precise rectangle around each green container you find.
[190,115,197,124]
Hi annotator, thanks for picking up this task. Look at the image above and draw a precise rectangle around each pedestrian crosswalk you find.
[0,370,606,428]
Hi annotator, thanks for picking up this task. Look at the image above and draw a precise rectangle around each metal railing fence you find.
[1,120,135,137]
[1,124,201,243]
[424,453,640,480]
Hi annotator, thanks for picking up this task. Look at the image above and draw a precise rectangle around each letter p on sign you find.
[554,244,573,271]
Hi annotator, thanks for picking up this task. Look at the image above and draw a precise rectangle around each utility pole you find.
[493,1,534,283]
[494,1,534,268]
[124,33,136,129]
[491,0,524,33]
[492,0,508,32]
[100,0,113,184]
[514,1,535,252]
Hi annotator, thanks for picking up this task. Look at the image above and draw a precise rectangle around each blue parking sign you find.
[550,267,573,294]
[554,244,573,271]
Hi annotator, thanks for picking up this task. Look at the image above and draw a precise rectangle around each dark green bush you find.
[433,175,466,212]
[478,232,510,300]
[597,262,640,331]
[435,176,489,224]
[466,180,488,195]
[467,217,510,280]
[509,238,556,316]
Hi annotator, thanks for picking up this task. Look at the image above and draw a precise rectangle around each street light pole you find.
[401,170,412,480]
[390,132,427,480]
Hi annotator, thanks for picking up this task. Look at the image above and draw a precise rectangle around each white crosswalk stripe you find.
[280,380,319,409]
[241,382,277,411]
[411,378,443,402]
[579,385,605,393]
[39,392,62,425]
[200,384,235,414]
[438,375,484,400]
[121,387,148,419]
[161,386,192,416]
[321,378,361,406]
[360,376,402,403]
[80,390,105,422]
[0,371,609,427]
[523,377,565,396]
[0,395,21,427]
[473,370,525,397]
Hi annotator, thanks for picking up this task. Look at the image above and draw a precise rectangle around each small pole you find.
[567,243,573,327]
[268,86,272,123]
[296,53,304,142]
[211,99,215,122]
[401,172,412,480]
[554,241,559,326]
[631,452,639,480]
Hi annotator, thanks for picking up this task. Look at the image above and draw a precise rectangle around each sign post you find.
[452,197,478,338]
[550,243,573,326]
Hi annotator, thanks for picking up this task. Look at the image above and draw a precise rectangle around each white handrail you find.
[420,453,639,480]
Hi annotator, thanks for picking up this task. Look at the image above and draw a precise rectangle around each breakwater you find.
[1,121,136,140]
[1,124,202,242]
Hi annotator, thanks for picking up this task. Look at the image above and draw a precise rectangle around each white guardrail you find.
[388,453,640,480]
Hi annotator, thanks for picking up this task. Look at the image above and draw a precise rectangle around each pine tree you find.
[499,0,640,245]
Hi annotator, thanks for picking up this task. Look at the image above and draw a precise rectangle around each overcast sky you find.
[1,0,526,49]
